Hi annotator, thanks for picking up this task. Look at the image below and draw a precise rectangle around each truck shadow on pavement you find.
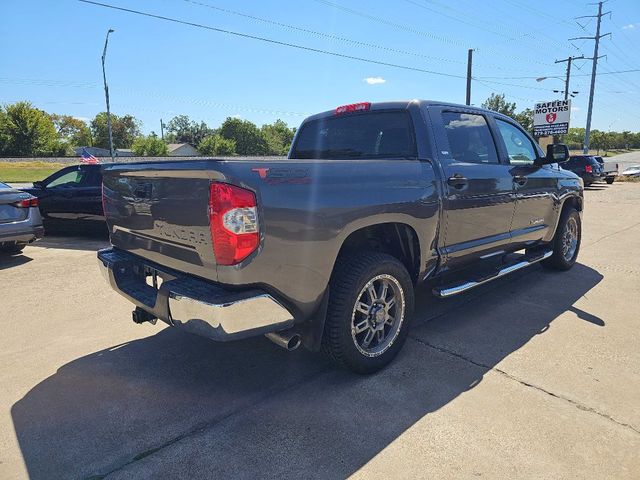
[11,263,603,479]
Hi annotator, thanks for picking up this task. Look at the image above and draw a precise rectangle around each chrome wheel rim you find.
[561,216,578,261]
[351,274,405,357]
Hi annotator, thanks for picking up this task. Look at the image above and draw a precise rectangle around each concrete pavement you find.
[1,184,639,479]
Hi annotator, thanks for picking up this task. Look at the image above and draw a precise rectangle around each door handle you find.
[513,175,528,186]
[447,174,468,189]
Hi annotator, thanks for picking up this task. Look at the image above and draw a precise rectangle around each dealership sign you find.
[533,99,571,136]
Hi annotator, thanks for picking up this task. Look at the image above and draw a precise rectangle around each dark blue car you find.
[22,164,105,229]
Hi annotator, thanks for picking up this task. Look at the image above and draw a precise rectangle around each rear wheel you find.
[542,207,581,271]
[322,252,414,374]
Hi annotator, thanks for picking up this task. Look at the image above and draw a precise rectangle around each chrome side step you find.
[433,250,553,298]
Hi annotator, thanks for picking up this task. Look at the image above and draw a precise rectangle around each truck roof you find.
[303,99,514,123]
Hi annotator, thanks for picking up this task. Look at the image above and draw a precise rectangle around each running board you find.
[433,250,553,298]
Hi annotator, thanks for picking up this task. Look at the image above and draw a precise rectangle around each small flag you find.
[80,147,99,164]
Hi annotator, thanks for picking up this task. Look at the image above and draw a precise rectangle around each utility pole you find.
[101,28,115,162]
[554,55,584,100]
[466,49,473,106]
[570,2,610,153]
[160,119,165,141]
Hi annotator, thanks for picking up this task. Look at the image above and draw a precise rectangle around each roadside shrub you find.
[198,134,236,156]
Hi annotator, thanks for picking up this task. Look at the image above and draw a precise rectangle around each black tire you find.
[0,244,25,254]
[606,177,615,184]
[322,251,414,374]
[542,207,581,271]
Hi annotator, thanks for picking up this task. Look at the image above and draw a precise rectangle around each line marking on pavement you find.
[585,221,640,247]
[90,363,332,479]
[409,336,640,436]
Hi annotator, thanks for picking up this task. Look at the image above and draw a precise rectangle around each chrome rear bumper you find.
[97,248,294,341]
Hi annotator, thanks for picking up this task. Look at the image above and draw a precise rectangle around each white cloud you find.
[364,76,386,85]
[622,23,639,29]
[232,114,242,119]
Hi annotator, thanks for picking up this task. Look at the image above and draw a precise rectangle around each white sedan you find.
[621,165,640,178]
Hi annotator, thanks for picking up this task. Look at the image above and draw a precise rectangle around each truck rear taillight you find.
[585,165,593,173]
[209,182,259,265]
[335,102,371,115]
[13,197,38,208]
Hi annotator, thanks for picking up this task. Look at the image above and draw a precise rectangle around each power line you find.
[476,68,640,80]
[404,0,569,52]
[180,0,467,66]
[313,0,553,67]
[78,0,470,81]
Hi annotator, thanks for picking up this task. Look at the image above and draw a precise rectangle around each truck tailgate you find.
[102,162,219,281]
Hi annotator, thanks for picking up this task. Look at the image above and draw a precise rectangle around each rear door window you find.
[45,167,87,188]
[441,112,498,164]
[291,111,416,159]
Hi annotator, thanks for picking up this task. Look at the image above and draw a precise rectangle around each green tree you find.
[90,112,141,149]
[131,135,168,156]
[590,130,607,154]
[218,117,267,155]
[50,114,92,147]
[564,128,585,150]
[261,119,295,155]
[481,93,517,117]
[198,134,236,155]
[0,101,65,156]
[165,115,211,146]
[513,108,534,132]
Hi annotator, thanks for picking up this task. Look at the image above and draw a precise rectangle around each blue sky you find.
[1,0,639,134]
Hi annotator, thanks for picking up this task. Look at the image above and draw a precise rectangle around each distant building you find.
[115,149,134,157]
[74,146,110,157]
[167,143,200,156]
[73,146,134,157]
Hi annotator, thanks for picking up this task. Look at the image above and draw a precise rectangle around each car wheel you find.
[542,207,581,271]
[322,251,414,374]
[606,177,615,184]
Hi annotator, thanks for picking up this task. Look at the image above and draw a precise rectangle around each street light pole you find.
[102,28,115,162]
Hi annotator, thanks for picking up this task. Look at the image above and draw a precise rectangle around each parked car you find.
[562,155,604,186]
[97,100,583,373]
[620,165,640,178]
[22,164,104,229]
[593,156,618,184]
[0,181,44,253]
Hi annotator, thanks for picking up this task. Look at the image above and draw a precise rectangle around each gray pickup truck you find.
[98,100,583,373]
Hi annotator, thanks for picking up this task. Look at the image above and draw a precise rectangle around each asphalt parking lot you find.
[1,183,639,479]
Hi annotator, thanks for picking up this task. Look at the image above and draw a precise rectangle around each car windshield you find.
[291,111,417,160]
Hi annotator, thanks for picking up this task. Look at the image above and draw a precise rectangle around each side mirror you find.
[543,144,570,165]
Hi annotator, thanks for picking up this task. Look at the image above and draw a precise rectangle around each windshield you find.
[291,111,417,160]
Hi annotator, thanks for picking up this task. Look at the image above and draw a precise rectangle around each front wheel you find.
[542,207,581,271]
[322,252,414,374]
[606,177,615,184]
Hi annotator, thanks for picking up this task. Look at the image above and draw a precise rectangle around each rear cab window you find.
[290,110,417,160]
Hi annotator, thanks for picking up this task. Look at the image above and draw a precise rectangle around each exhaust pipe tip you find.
[265,331,302,351]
